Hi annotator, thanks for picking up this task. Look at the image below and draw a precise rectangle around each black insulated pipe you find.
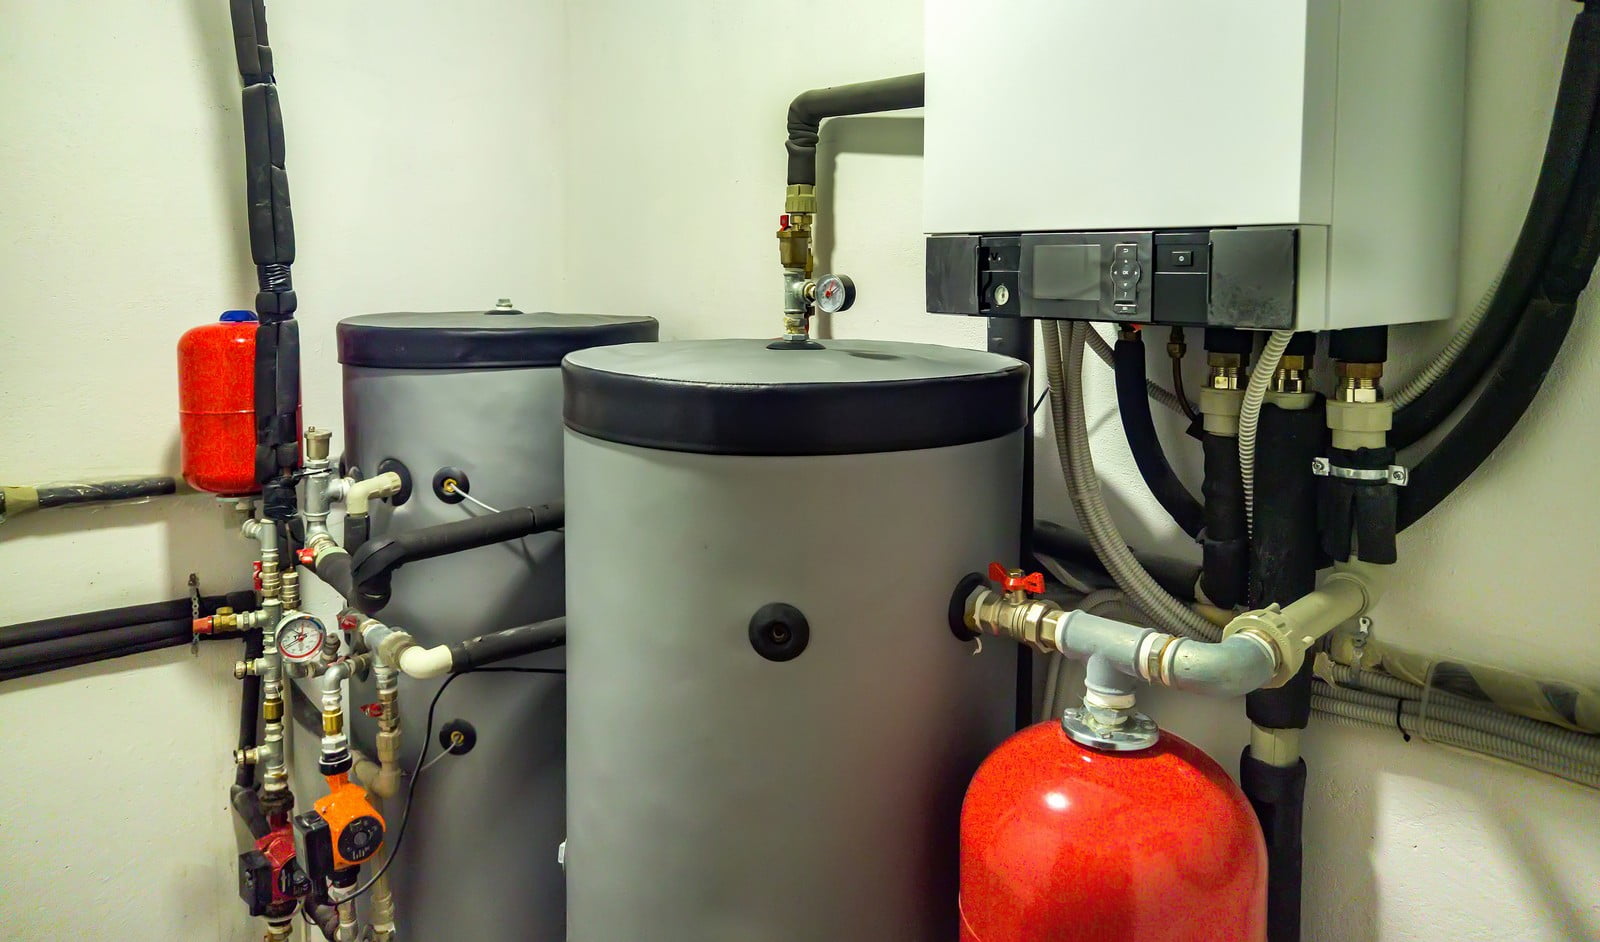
[348,503,566,614]
[990,319,1035,730]
[1113,334,1204,539]
[1,591,253,650]
[1200,434,1248,608]
[448,617,567,672]
[229,0,301,520]
[1391,8,1600,447]
[310,551,354,600]
[0,619,219,675]
[236,626,265,789]
[1031,520,1202,603]
[1398,40,1600,529]
[0,477,179,523]
[1242,401,1326,942]
[786,73,924,186]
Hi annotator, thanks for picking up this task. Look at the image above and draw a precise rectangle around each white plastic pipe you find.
[347,471,403,516]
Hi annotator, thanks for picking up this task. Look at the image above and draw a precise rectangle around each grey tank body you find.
[338,308,656,941]
[562,338,1026,941]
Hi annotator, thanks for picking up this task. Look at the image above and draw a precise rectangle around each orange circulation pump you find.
[177,310,259,495]
[959,721,1267,942]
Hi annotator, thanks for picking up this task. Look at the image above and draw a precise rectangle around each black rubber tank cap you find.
[948,572,986,641]
[749,603,811,662]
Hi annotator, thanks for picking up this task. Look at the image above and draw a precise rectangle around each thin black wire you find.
[339,666,567,904]
[1032,386,1050,415]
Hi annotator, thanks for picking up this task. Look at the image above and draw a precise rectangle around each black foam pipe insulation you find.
[1031,520,1201,603]
[1,591,256,650]
[0,476,178,522]
[0,619,229,675]
[1243,401,1326,942]
[786,73,924,186]
[449,617,567,672]
[1201,434,1248,608]
[236,626,265,789]
[1392,8,1600,447]
[1113,335,1204,539]
[228,0,301,520]
[989,318,1036,730]
[1397,70,1600,529]
[348,503,566,614]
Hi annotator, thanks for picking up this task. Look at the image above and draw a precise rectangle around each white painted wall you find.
[0,2,566,938]
[2,1,1597,939]
[562,2,1600,941]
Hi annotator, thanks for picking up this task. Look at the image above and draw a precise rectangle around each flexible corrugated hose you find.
[1237,329,1295,532]
[1045,322,1218,641]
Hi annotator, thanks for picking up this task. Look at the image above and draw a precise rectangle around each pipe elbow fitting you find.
[347,472,403,516]
[1156,633,1278,697]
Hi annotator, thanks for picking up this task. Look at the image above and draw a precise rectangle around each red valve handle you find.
[358,703,383,718]
[252,561,263,592]
[987,561,1045,595]
[296,547,317,566]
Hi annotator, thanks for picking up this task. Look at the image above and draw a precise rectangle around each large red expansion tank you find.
[960,721,1266,942]
[178,310,259,496]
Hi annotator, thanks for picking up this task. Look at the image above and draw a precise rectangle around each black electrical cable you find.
[1112,334,1204,538]
[340,666,567,904]
[1391,8,1600,447]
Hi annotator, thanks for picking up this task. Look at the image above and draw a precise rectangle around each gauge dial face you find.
[276,614,326,662]
[814,274,854,314]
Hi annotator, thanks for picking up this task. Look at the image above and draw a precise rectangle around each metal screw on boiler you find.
[492,297,516,313]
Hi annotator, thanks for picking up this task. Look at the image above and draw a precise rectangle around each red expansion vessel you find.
[178,310,259,496]
[959,721,1266,942]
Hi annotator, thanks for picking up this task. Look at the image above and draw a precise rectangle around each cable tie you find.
[1395,699,1411,742]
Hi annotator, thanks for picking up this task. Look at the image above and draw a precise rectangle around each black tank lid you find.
[563,338,1029,455]
[337,307,659,369]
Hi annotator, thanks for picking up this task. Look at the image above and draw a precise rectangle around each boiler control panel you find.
[926,226,1303,330]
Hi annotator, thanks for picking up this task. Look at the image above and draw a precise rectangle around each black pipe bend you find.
[1112,337,1204,539]
[348,503,565,614]
[786,73,924,186]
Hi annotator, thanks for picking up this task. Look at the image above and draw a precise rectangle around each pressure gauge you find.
[276,613,327,663]
[813,273,856,315]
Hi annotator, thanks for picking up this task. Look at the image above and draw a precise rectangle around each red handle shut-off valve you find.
[987,562,1045,595]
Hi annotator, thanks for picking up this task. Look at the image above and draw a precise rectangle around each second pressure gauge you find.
[276,613,327,663]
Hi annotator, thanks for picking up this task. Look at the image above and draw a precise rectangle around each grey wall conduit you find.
[1392,7,1600,448]
[1113,333,1204,539]
[347,503,565,614]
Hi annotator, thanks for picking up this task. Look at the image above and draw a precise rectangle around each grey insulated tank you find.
[562,338,1026,941]
[337,306,657,942]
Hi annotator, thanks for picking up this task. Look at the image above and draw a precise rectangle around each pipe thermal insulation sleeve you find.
[1113,336,1204,538]
[786,74,925,185]
[1,591,254,649]
[448,617,567,672]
